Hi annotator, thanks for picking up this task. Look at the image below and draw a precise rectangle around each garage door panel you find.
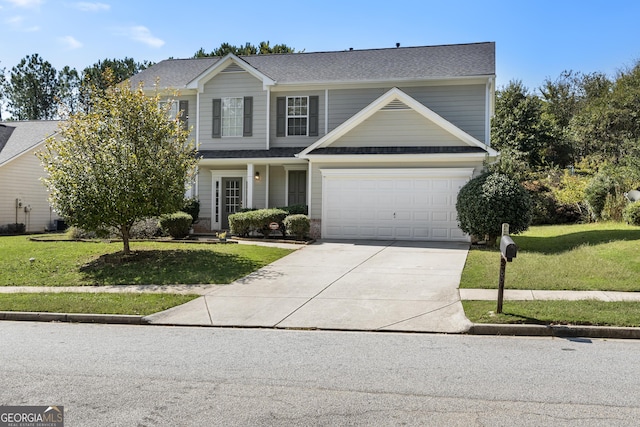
[323,171,471,242]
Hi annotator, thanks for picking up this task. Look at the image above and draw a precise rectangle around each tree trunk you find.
[121,225,131,255]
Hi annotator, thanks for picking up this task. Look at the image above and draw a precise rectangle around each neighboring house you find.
[131,42,498,241]
[0,121,61,232]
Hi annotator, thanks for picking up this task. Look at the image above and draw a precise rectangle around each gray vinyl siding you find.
[270,90,326,148]
[268,166,287,207]
[332,109,464,147]
[199,71,266,150]
[327,84,487,144]
[252,165,267,209]
[197,169,212,225]
[400,84,486,143]
[308,161,485,220]
[0,149,61,232]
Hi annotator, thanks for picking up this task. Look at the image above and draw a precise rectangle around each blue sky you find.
[1,0,639,91]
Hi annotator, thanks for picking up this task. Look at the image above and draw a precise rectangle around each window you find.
[287,96,308,136]
[159,100,188,129]
[222,97,243,137]
[276,96,318,137]
[212,97,252,138]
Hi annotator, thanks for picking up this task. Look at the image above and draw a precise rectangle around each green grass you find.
[0,235,294,286]
[0,292,199,315]
[463,300,640,327]
[460,222,640,291]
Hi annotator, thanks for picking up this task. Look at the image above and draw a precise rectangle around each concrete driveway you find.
[146,240,472,333]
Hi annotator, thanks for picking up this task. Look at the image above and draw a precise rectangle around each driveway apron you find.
[145,240,472,333]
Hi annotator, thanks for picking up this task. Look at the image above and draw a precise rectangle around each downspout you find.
[195,90,201,197]
[265,164,270,208]
[485,77,494,146]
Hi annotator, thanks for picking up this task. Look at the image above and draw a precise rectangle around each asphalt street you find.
[2,322,639,426]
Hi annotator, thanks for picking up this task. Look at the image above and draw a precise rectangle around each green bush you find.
[0,223,26,235]
[228,208,288,237]
[456,172,532,246]
[585,173,615,220]
[623,201,640,226]
[524,181,583,225]
[277,204,308,215]
[130,217,164,239]
[284,214,310,239]
[182,198,200,223]
[159,211,193,239]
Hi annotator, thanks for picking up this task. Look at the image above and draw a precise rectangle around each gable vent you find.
[222,63,245,73]
[381,99,410,110]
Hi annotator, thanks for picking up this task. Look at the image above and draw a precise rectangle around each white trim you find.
[247,163,254,209]
[209,169,246,230]
[199,157,307,166]
[304,153,490,164]
[299,87,498,158]
[320,168,475,178]
[324,89,329,136]
[268,76,491,92]
[485,77,493,145]
[266,87,271,149]
[265,164,270,208]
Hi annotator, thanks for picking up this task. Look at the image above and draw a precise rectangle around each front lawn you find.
[0,235,294,286]
[0,293,199,315]
[460,222,640,291]
[463,300,640,327]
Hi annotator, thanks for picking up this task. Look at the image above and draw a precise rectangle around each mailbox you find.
[500,235,517,262]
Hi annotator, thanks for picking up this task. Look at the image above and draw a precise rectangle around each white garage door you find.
[322,168,473,241]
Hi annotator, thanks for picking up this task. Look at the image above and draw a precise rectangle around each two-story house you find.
[130,42,498,241]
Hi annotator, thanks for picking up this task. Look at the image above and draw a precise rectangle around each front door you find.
[288,170,307,206]
[222,177,243,229]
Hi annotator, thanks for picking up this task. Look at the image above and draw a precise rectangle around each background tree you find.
[193,41,297,58]
[0,65,5,120]
[38,73,198,254]
[80,57,152,108]
[3,54,58,120]
[57,66,81,118]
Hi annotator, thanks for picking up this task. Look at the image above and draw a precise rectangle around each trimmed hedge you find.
[284,214,310,239]
[182,197,200,223]
[228,208,288,237]
[159,211,193,239]
[277,204,308,215]
[0,223,26,235]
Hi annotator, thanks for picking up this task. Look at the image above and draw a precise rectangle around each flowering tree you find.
[38,77,198,254]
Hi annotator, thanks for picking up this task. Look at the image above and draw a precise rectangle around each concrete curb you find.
[468,323,640,340]
[0,311,148,325]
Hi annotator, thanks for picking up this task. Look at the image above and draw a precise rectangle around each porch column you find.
[247,163,255,210]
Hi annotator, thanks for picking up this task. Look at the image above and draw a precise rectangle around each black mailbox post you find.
[497,235,518,313]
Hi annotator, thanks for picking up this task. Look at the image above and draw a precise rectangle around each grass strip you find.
[0,293,199,316]
[463,300,640,327]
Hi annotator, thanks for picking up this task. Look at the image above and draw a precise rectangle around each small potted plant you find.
[216,231,227,243]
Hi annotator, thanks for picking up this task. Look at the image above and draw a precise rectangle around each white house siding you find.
[400,84,486,143]
[332,109,465,148]
[269,90,326,148]
[0,149,60,232]
[308,161,485,221]
[199,71,267,150]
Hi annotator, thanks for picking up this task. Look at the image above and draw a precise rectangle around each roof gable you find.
[298,87,498,157]
[0,121,60,166]
[186,53,275,92]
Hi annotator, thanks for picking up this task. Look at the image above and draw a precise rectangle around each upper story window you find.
[159,100,189,129]
[276,95,319,138]
[212,97,253,138]
[222,97,243,137]
[287,96,308,136]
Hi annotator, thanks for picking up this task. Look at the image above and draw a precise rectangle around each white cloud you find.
[5,14,39,31]
[73,2,110,12]
[4,0,43,8]
[59,35,83,49]
[125,25,164,48]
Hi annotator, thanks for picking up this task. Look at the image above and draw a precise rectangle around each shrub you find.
[284,214,310,240]
[228,208,288,237]
[159,211,193,239]
[130,217,164,239]
[456,172,532,246]
[623,201,640,226]
[277,204,308,215]
[585,173,615,220]
[0,223,26,235]
[524,180,583,225]
[182,197,200,223]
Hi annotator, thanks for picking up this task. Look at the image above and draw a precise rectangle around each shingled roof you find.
[130,42,495,89]
[0,121,60,165]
